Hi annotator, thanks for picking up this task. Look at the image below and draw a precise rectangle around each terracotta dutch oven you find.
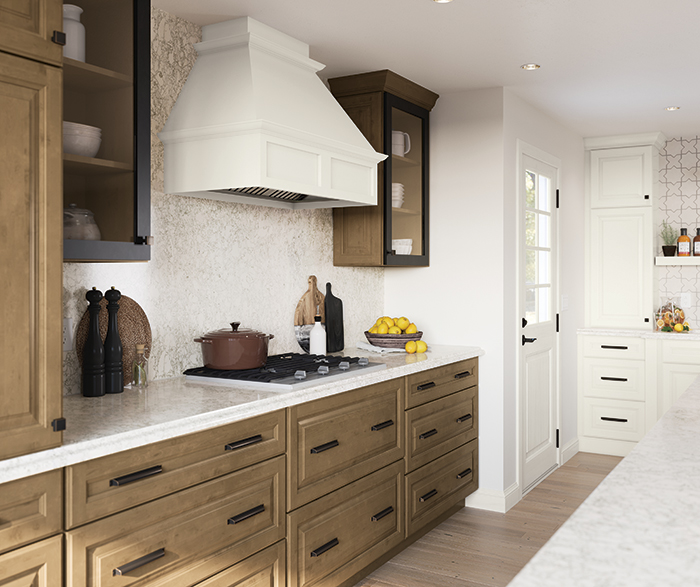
[194,322,274,370]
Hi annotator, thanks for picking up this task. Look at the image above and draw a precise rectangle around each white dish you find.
[63,133,101,158]
[394,245,412,255]
[392,238,412,246]
[63,121,102,135]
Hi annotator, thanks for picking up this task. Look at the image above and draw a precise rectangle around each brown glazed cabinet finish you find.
[287,378,404,511]
[287,461,404,587]
[0,534,63,587]
[0,49,63,461]
[0,0,62,66]
[329,70,438,267]
[196,541,286,587]
[0,470,62,556]
[66,456,285,587]
[65,410,285,528]
[405,386,478,473]
[405,358,478,409]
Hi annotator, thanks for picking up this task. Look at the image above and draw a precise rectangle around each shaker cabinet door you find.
[0,0,62,65]
[0,50,63,461]
[590,146,655,208]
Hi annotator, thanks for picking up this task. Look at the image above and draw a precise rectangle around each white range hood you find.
[159,17,386,209]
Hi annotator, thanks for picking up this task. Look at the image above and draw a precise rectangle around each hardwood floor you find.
[354,452,622,587]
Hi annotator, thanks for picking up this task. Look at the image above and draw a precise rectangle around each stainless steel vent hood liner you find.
[159,17,386,209]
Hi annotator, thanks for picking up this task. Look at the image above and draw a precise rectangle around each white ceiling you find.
[151,0,700,139]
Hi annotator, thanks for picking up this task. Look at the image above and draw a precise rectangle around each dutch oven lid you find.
[202,322,269,339]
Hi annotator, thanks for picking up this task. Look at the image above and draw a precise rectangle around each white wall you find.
[384,88,506,493]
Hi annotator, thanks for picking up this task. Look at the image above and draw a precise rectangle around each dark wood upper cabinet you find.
[63,0,151,262]
[329,70,438,267]
[0,0,63,66]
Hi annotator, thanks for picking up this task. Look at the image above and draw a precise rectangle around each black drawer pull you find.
[225,434,263,451]
[419,489,438,503]
[110,465,162,487]
[601,416,628,423]
[600,376,628,382]
[419,429,438,440]
[456,413,473,423]
[228,504,265,525]
[371,506,394,522]
[310,537,339,557]
[456,468,473,479]
[310,439,339,454]
[601,345,628,350]
[417,381,436,391]
[113,548,165,576]
[454,370,471,379]
[371,419,394,431]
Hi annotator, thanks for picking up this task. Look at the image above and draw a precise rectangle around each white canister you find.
[392,130,411,157]
[63,4,86,62]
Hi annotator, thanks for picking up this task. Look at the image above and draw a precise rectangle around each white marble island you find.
[509,373,700,586]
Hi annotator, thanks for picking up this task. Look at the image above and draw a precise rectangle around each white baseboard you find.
[465,482,520,513]
[561,437,580,464]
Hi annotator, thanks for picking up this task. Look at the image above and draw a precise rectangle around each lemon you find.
[656,319,665,329]
[377,322,389,334]
[416,340,428,353]
[405,323,418,334]
[383,317,395,328]
[397,317,410,331]
[368,326,378,334]
[674,323,684,332]
[405,340,417,354]
[388,326,401,334]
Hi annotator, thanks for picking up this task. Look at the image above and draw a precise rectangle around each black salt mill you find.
[104,286,123,394]
[82,287,105,397]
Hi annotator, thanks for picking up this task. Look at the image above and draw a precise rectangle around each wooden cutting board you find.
[324,282,344,353]
[294,275,325,353]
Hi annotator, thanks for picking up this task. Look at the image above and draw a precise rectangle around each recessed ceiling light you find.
[665,106,680,111]
[521,63,540,70]
[433,0,453,3]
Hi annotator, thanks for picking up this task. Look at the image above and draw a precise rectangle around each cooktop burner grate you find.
[183,352,369,383]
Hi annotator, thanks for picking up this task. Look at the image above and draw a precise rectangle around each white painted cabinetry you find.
[589,145,656,208]
[659,339,700,415]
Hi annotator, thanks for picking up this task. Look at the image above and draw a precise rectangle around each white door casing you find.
[517,144,560,494]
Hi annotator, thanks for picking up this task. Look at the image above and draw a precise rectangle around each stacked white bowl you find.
[63,121,102,158]
[392,238,413,255]
[391,182,405,208]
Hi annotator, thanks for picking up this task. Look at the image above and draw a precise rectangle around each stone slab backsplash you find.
[62,8,384,395]
[658,137,700,327]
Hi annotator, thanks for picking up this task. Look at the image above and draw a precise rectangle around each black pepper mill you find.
[104,286,123,394]
[82,287,105,397]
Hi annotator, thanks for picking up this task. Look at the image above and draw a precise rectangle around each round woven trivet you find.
[76,294,152,385]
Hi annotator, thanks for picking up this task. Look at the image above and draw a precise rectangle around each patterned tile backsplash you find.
[658,137,700,327]
[62,9,384,395]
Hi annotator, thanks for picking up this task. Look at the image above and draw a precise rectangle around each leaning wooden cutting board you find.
[294,275,324,353]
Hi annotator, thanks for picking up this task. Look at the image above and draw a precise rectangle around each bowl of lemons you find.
[365,316,426,352]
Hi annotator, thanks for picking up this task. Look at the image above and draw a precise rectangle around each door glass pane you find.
[526,171,536,208]
[538,287,551,322]
[538,175,550,212]
[538,250,550,284]
[390,107,423,257]
[526,288,536,322]
[526,250,536,285]
[537,213,550,247]
[525,211,536,246]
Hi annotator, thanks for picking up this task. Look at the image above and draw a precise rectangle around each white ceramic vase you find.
[63,4,85,62]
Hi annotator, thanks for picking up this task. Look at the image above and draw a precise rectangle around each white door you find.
[520,151,559,493]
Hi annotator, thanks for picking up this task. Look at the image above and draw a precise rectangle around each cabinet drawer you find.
[66,456,285,587]
[406,440,478,537]
[582,398,645,442]
[288,378,403,510]
[406,358,477,408]
[405,387,478,472]
[581,335,645,360]
[0,534,62,587]
[287,461,403,587]
[582,358,645,401]
[196,541,285,587]
[661,339,700,364]
[66,409,285,528]
[0,469,62,555]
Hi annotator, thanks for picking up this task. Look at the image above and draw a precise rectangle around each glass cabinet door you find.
[384,94,429,266]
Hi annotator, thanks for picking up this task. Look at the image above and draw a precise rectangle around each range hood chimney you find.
[159,17,386,209]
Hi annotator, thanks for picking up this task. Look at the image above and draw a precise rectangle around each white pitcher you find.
[392,130,411,157]
[63,4,86,62]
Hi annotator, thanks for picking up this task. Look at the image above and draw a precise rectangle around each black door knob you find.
[522,335,537,345]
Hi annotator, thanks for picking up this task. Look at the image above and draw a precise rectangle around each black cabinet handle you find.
[310,439,339,454]
[225,434,263,451]
[456,468,473,479]
[454,370,471,379]
[110,465,162,487]
[419,429,438,440]
[227,504,265,525]
[371,420,394,431]
[310,538,339,557]
[51,31,66,45]
[601,416,628,423]
[601,345,628,350]
[522,335,537,345]
[456,414,472,424]
[419,489,438,503]
[113,548,165,576]
[417,381,436,391]
[600,376,628,382]
[371,506,394,522]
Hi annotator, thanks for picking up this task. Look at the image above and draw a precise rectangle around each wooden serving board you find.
[294,275,325,353]
[325,282,344,352]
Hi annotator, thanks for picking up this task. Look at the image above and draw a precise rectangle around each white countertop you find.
[508,372,700,587]
[578,328,700,341]
[0,345,483,485]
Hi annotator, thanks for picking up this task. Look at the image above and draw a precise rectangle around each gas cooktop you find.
[183,352,386,391]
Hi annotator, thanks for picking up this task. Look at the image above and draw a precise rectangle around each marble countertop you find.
[578,328,700,341]
[1,344,483,485]
[508,372,700,587]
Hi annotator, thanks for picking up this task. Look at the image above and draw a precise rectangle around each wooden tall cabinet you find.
[0,2,63,461]
[329,70,438,267]
[0,0,63,66]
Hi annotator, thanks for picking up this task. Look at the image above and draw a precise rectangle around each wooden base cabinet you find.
[196,542,285,587]
[0,535,62,587]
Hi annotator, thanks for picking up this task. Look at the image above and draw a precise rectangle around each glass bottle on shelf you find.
[693,228,700,256]
[132,344,149,388]
[677,228,691,257]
